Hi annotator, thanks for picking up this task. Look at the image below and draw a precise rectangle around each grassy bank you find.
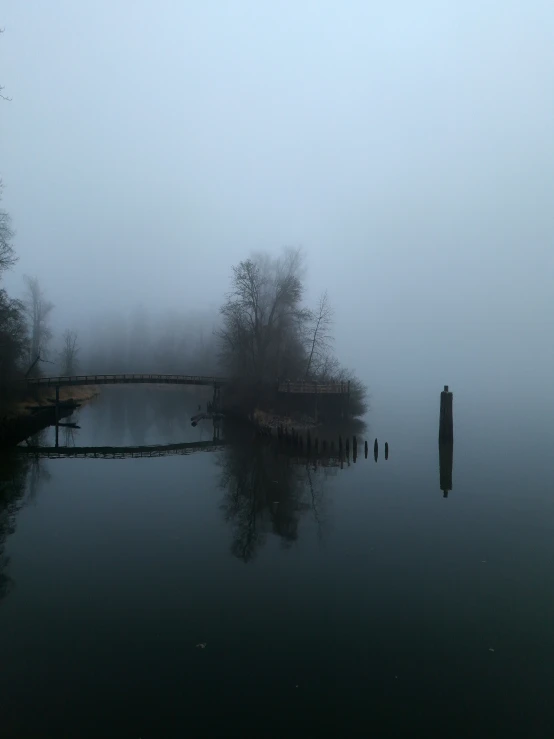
[9,385,100,419]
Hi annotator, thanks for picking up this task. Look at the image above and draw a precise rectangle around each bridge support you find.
[212,383,221,412]
[55,385,60,447]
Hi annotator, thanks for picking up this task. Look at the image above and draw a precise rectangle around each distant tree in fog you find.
[24,276,54,369]
[59,330,79,376]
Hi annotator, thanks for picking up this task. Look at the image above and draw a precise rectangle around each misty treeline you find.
[83,305,218,376]
[0,30,79,412]
[0,182,80,410]
[218,248,367,417]
[0,180,26,410]
[0,204,79,411]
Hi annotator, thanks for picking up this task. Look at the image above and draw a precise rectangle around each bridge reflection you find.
[19,439,226,459]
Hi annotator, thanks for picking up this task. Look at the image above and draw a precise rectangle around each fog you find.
[1,1,553,409]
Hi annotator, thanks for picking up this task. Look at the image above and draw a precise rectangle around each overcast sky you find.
[1,1,553,403]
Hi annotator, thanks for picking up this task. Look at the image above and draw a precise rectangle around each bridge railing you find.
[26,373,228,386]
[277,381,349,394]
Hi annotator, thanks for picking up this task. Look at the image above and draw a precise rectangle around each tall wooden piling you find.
[385,442,389,460]
[374,438,378,462]
[439,385,453,442]
[439,439,453,498]
[364,440,368,458]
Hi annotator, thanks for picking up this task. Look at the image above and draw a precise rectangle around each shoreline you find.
[0,386,100,448]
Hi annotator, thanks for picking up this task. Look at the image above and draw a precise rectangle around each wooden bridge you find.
[26,373,228,389]
[26,375,348,393]
[19,439,226,459]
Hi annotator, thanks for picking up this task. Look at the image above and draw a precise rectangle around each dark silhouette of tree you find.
[218,249,368,419]
[218,248,308,380]
[0,290,27,408]
[0,180,15,274]
[0,179,27,409]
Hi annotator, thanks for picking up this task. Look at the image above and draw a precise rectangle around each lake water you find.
[1,385,554,737]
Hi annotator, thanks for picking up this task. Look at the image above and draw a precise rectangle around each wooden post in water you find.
[439,438,453,498]
[374,438,378,462]
[364,440,368,458]
[439,385,453,442]
[385,442,389,460]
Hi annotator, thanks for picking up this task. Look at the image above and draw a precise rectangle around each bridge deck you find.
[26,374,228,388]
[25,375,349,394]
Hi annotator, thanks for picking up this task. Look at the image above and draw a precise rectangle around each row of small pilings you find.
[275,426,389,461]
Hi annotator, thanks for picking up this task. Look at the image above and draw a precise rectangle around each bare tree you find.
[304,290,334,379]
[218,248,308,380]
[0,289,27,407]
[24,276,54,369]
[59,330,79,376]
[0,181,16,274]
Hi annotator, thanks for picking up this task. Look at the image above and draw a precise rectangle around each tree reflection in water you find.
[0,430,50,603]
[217,427,344,563]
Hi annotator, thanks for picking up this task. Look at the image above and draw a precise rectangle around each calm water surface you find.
[1,386,554,737]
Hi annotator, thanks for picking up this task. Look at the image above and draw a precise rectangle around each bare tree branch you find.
[305,290,334,379]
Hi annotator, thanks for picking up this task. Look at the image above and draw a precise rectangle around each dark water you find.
[1,385,554,737]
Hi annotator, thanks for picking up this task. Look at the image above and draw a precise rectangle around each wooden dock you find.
[277,381,349,395]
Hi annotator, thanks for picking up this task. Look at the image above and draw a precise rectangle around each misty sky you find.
[1,1,553,402]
